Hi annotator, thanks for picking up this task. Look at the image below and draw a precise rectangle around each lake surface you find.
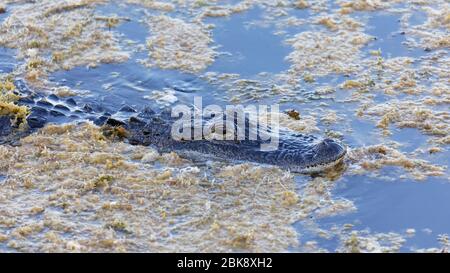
[0,0,448,252]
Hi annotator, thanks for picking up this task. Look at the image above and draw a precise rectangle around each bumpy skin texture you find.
[7,79,347,173]
[126,110,347,173]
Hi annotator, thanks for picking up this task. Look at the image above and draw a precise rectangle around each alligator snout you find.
[314,138,347,161]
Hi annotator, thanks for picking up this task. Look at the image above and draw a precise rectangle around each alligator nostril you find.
[314,138,345,158]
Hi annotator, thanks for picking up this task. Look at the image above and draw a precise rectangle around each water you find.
[0,48,16,74]
[0,1,449,252]
[315,176,450,251]
[365,12,425,58]
[205,7,292,76]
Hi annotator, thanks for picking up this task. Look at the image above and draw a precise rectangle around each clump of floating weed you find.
[340,75,376,92]
[317,17,338,31]
[95,16,123,29]
[126,0,174,11]
[348,145,446,180]
[43,1,91,17]
[0,78,18,102]
[294,0,309,9]
[196,0,253,18]
[27,40,43,49]
[145,15,216,72]
[12,224,44,238]
[101,125,129,140]
[281,191,300,206]
[406,5,450,50]
[338,230,405,253]
[339,0,390,13]
[303,73,315,83]
[0,123,355,252]
[285,109,300,120]
[84,174,114,192]
[341,80,364,90]
[101,202,132,211]
[94,174,114,188]
[285,30,372,77]
[51,51,65,63]
[0,0,129,85]
[26,57,46,70]
[0,78,29,127]
[105,219,130,233]
[320,110,341,125]
[344,233,361,253]
[428,147,442,154]
[358,100,449,138]
[228,232,255,249]
[52,86,77,97]
[278,111,320,133]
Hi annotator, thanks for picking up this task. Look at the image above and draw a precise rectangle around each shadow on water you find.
[50,63,223,109]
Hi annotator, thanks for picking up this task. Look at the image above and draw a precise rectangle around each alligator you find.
[1,79,347,173]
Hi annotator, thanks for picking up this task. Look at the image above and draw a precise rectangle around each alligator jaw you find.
[289,146,347,174]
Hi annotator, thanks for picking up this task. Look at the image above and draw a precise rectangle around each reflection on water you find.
[50,63,218,110]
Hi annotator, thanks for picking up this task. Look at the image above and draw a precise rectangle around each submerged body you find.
[3,79,347,173]
[125,110,347,173]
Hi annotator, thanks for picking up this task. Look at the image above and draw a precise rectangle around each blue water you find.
[51,63,220,109]
[365,12,425,58]
[205,7,292,76]
[0,8,8,23]
[309,176,450,251]
[1,1,449,252]
[0,48,16,74]
[390,127,430,153]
